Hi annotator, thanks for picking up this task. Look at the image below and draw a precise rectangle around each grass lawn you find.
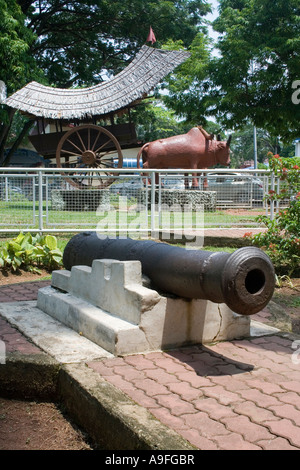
[0,197,264,231]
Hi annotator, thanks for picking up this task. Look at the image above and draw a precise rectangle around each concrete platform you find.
[1,279,300,450]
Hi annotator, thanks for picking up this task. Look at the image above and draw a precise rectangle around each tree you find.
[0,0,43,163]
[132,99,186,143]
[162,33,213,127]
[163,0,300,143]
[229,125,295,168]
[209,0,300,142]
[247,154,300,276]
[18,0,211,87]
[0,0,211,164]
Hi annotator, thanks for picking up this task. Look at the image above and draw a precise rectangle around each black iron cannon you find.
[63,232,275,316]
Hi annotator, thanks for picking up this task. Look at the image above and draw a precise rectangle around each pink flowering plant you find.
[245,153,300,276]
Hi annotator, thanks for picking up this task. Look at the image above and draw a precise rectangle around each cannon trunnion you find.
[63,233,275,316]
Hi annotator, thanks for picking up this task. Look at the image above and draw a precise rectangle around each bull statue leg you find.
[191,164,199,189]
[191,173,199,189]
[203,170,208,190]
[184,173,189,189]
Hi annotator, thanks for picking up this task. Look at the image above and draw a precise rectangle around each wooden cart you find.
[29,122,137,188]
[5,46,190,188]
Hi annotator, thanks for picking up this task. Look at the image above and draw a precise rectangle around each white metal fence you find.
[0,167,280,238]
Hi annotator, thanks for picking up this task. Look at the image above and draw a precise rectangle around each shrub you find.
[246,153,300,276]
[0,233,63,273]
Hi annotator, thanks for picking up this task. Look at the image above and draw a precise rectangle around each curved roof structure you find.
[5,46,190,120]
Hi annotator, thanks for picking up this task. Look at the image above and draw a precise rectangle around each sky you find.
[206,0,220,45]
[208,0,220,20]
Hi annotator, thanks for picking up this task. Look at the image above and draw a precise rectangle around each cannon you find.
[63,233,275,316]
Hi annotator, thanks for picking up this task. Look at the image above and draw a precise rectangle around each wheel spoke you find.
[66,138,84,154]
[94,138,112,154]
[57,124,122,189]
[88,127,90,150]
[98,152,114,159]
[95,160,112,168]
[67,156,82,164]
[91,130,102,151]
[61,149,82,158]
[76,131,86,152]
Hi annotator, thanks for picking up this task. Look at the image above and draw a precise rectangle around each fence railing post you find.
[150,171,156,236]
[270,171,275,221]
[0,167,271,233]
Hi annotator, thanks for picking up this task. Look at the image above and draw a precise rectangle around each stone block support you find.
[37,259,250,356]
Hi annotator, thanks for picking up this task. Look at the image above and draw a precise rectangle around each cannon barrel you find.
[63,232,275,316]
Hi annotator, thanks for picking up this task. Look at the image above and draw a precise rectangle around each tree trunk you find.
[0,108,16,164]
[2,119,35,167]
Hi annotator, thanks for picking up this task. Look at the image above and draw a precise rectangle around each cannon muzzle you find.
[63,233,275,316]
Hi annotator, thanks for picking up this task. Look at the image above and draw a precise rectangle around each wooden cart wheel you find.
[56,124,123,189]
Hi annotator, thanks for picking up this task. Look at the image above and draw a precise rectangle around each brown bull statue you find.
[137,126,231,189]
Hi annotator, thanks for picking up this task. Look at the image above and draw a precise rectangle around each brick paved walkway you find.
[0,316,41,355]
[0,280,50,303]
[0,279,299,450]
[87,337,300,450]
[0,280,50,354]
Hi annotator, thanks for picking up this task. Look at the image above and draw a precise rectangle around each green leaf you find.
[8,241,22,252]
[45,235,57,250]
[33,246,45,255]
[21,232,33,247]
[14,233,25,245]
[52,255,62,263]
[13,256,22,267]
[15,250,25,257]
[49,248,62,255]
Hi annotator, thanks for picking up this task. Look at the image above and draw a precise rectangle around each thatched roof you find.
[5,46,190,120]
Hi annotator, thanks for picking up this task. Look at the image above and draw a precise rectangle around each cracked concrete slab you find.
[0,301,112,363]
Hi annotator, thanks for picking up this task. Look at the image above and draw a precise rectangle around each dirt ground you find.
[0,398,94,450]
[268,278,300,333]
[0,267,299,451]
[0,268,52,285]
[0,269,97,451]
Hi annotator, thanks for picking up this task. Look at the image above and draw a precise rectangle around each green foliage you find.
[163,0,300,141]
[131,98,187,143]
[0,232,63,273]
[20,0,210,88]
[0,0,44,164]
[162,33,212,125]
[0,0,42,96]
[1,0,211,163]
[228,125,295,168]
[246,153,300,275]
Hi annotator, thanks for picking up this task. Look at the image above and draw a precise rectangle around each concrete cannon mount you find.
[37,259,250,356]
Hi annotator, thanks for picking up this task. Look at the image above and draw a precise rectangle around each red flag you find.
[147,26,156,44]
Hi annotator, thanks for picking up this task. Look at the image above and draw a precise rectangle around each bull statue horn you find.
[226,135,232,146]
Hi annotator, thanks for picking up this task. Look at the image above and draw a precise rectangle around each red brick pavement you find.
[0,316,41,354]
[0,280,51,303]
[0,281,50,355]
[88,337,300,450]
[1,280,300,450]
